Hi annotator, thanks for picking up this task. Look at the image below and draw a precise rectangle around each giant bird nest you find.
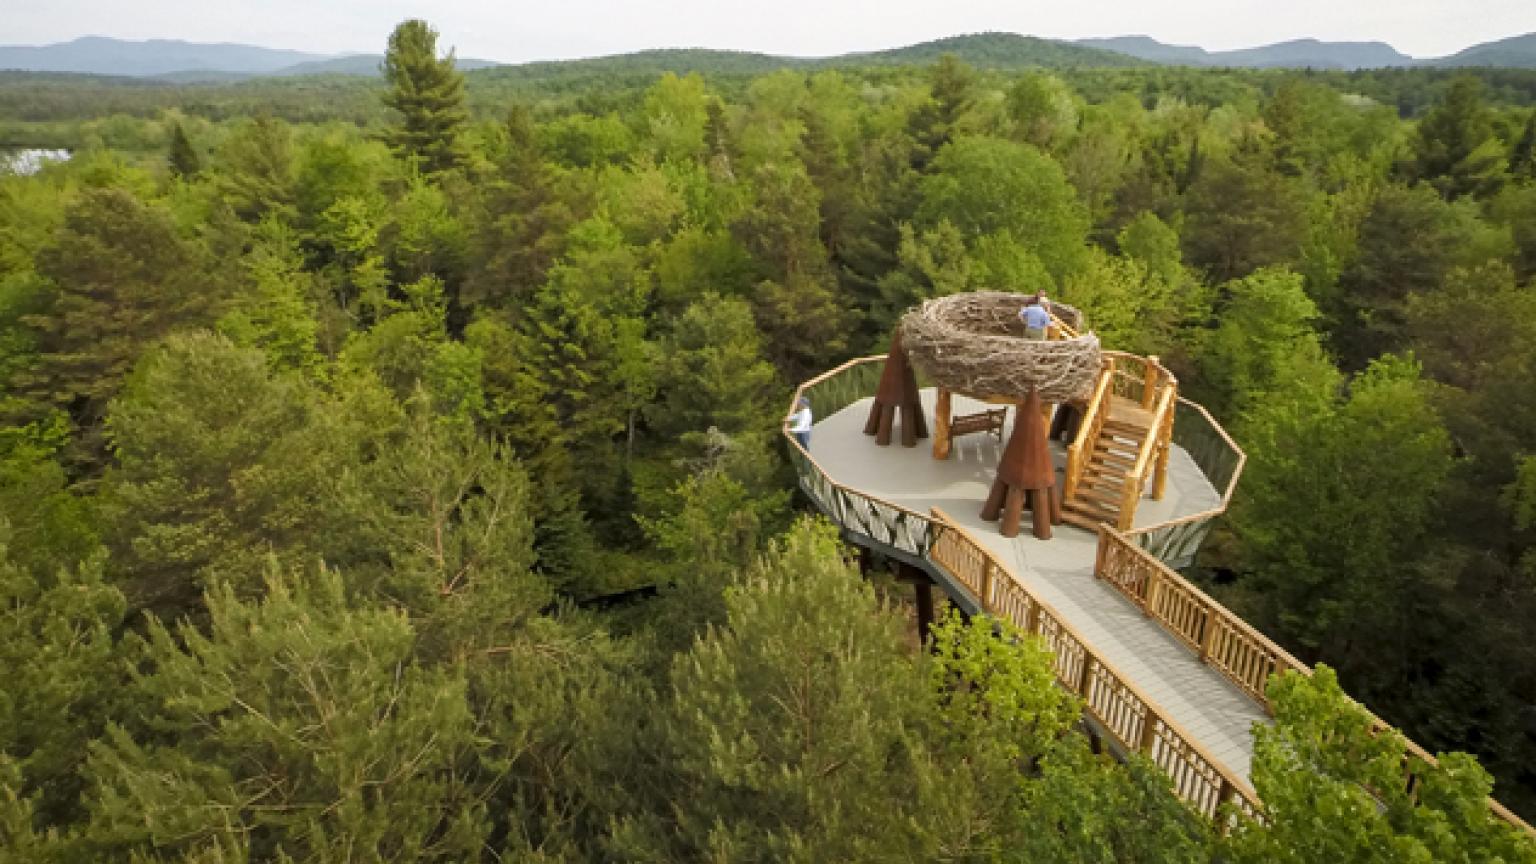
[900,291,1101,403]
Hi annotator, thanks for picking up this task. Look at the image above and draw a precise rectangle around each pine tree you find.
[381,19,468,175]
[166,121,201,179]
[19,188,224,452]
[1511,110,1536,183]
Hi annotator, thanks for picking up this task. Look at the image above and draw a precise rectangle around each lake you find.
[1,149,72,175]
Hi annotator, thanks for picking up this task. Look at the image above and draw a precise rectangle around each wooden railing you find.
[1102,350,1176,409]
[784,356,937,560]
[1063,364,1113,500]
[1119,380,1178,530]
[1094,525,1536,837]
[929,509,1259,820]
[1123,398,1247,569]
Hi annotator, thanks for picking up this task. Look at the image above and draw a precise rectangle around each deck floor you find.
[809,389,1266,782]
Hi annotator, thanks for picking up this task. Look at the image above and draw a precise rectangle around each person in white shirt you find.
[789,397,813,449]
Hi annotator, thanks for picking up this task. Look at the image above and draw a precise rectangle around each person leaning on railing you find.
[788,397,813,449]
[1018,292,1052,340]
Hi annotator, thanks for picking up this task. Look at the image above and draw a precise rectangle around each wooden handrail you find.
[1124,398,1248,546]
[1094,525,1536,838]
[929,508,1259,821]
[1065,362,1115,500]
[1130,385,1176,483]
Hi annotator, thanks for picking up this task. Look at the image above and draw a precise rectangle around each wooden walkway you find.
[809,390,1268,782]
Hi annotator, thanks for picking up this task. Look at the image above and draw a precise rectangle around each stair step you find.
[1074,486,1124,506]
[1079,477,1126,496]
[1080,467,1126,483]
[1061,510,1112,531]
[1062,504,1119,529]
[1089,452,1135,467]
[1103,419,1150,434]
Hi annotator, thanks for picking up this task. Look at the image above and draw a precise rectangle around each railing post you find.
[1065,443,1081,498]
[1198,604,1217,664]
[1139,711,1159,756]
[1152,389,1175,501]
[980,561,995,611]
[1142,355,1160,409]
[1078,655,1094,698]
[1143,564,1160,616]
[1093,524,1108,580]
[1118,477,1138,531]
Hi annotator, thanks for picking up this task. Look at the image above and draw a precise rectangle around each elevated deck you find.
[810,390,1266,781]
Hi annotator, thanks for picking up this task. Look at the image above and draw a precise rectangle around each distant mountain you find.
[1075,36,1210,66]
[833,33,1145,69]
[268,54,502,77]
[4,30,1534,83]
[1432,33,1536,68]
[1076,35,1413,69]
[473,32,1143,88]
[1214,39,1413,69]
[0,36,330,76]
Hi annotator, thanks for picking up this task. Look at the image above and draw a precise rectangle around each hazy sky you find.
[5,0,1534,61]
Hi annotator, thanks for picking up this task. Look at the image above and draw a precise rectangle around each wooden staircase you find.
[1063,397,1157,530]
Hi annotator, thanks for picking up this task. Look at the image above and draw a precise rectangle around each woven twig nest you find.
[900,291,1101,403]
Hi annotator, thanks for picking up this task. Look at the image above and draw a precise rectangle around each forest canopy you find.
[4,16,1536,862]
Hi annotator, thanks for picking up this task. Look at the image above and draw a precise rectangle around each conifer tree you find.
[166,121,201,179]
[20,188,223,449]
[381,19,468,175]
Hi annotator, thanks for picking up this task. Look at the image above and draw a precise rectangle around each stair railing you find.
[1118,382,1178,530]
[1064,359,1116,500]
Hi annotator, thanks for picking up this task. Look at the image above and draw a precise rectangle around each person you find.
[1019,293,1051,339]
[788,397,813,449]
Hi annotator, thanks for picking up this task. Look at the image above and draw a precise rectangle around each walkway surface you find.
[809,389,1267,782]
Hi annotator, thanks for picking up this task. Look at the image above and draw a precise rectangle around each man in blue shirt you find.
[1019,293,1051,339]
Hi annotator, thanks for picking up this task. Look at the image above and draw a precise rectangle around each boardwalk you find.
[808,389,1268,783]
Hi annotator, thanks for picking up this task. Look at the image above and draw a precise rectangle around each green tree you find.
[612,519,938,860]
[1225,666,1536,863]
[1181,154,1308,283]
[1195,267,1336,419]
[19,188,223,449]
[381,19,468,174]
[1232,356,1453,658]
[166,121,201,179]
[210,115,296,222]
[917,135,1091,284]
[98,332,369,617]
[1335,183,1513,368]
[1411,76,1508,200]
[84,567,488,861]
[652,292,778,441]
[0,534,124,833]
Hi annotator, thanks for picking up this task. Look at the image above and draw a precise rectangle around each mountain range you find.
[1,31,1534,81]
[1075,33,1536,69]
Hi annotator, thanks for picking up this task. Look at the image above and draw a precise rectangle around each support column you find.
[979,388,1062,540]
[931,388,953,460]
[864,332,929,448]
[914,579,935,647]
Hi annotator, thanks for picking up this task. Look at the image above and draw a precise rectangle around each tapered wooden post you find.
[981,388,1057,539]
[864,332,928,447]
[932,388,953,459]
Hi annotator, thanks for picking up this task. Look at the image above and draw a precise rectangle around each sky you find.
[4,0,1534,61]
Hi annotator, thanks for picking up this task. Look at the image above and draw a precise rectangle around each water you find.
[1,149,72,176]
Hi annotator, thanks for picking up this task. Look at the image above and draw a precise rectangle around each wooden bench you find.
[950,407,1007,442]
